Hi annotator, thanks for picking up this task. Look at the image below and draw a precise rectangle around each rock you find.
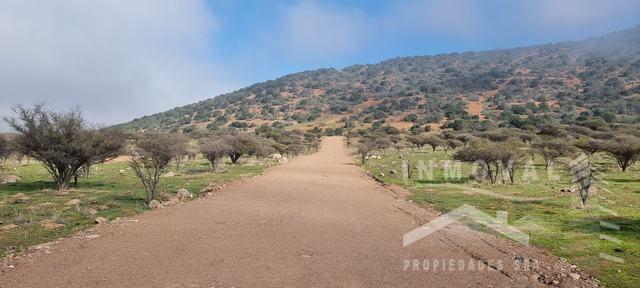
[568,273,580,280]
[118,169,126,173]
[176,188,190,201]
[148,200,162,209]
[200,182,224,194]
[389,170,397,175]
[162,197,180,206]
[0,224,18,231]
[270,153,283,160]
[66,199,81,206]
[0,175,21,184]
[614,247,624,253]
[84,207,98,215]
[161,171,177,178]
[380,172,385,177]
[40,220,64,230]
[9,193,30,204]
[95,217,109,225]
[85,234,100,239]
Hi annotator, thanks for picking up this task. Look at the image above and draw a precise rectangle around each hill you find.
[118,26,640,133]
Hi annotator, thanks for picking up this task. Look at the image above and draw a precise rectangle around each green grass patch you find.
[0,157,271,258]
[360,148,640,288]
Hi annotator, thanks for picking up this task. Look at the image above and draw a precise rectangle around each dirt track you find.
[1,137,595,287]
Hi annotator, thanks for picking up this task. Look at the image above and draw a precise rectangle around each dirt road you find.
[1,137,594,287]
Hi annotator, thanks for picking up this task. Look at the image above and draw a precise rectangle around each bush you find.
[129,133,178,204]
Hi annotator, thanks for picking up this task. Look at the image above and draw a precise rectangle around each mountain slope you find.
[118,26,640,133]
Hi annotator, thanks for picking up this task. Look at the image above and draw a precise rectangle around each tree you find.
[358,142,375,164]
[74,128,126,186]
[423,135,444,152]
[532,140,575,170]
[453,139,526,184]
[601,136,640,171]
[374,138,392,151]
[129,134,177,205]
[198,137,231,170]
[5,104,121,190]
[444,139,464,153]
[453,139,501,184]
[495,141,527,184]
[407,135,426,149]
[169,134,190,173]
[572,137,605,156]
[567,157,593,207]
[0,136,10,163]
[223,134,262,164]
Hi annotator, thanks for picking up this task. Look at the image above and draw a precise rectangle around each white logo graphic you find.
[403,204,529,247]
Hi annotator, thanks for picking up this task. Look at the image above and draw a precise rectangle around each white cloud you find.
[0,0,231,130]
[523,0,640,29]
[278,1,370,59]
[388,0,484,39]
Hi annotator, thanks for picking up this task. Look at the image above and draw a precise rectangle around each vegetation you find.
[4,105,125,190]
[0,155,270,259]
[117,27,640,137]
[357,136,640,287]
[129,134,180,204]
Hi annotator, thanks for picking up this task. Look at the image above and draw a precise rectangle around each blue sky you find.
[206,0,640,85]
[1,0,640,130]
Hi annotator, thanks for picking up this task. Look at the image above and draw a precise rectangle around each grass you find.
[0,157,272,258]
[359,148,640,288]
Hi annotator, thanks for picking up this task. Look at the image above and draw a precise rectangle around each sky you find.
[1,0,640,131]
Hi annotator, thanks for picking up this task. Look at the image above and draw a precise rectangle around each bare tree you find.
[169,134,190,173]
[4,104,121,190]
[0,136,10,163]
[129,134,177,205]
[358,142,375,164]
[198,137,231,170]
[73,128,126,186]
[568,156,594,207]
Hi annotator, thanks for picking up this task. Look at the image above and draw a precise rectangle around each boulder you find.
[161,171,177,178]
[66,199,81,206]
[0,175,21,184]
[40,220,64,230]
[148,200,162,209]
[162,197,180,206]
[270,153,283,160]
[176,188,191,201]
[9,193,30,204]
[94,217,109,225]
[568,273,580,280]
[1,224,18,231]
[200,182,224,194]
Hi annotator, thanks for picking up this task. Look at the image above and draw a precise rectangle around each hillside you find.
[118,26,640,133]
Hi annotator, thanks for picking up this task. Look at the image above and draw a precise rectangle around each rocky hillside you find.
[118,26,640,133]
